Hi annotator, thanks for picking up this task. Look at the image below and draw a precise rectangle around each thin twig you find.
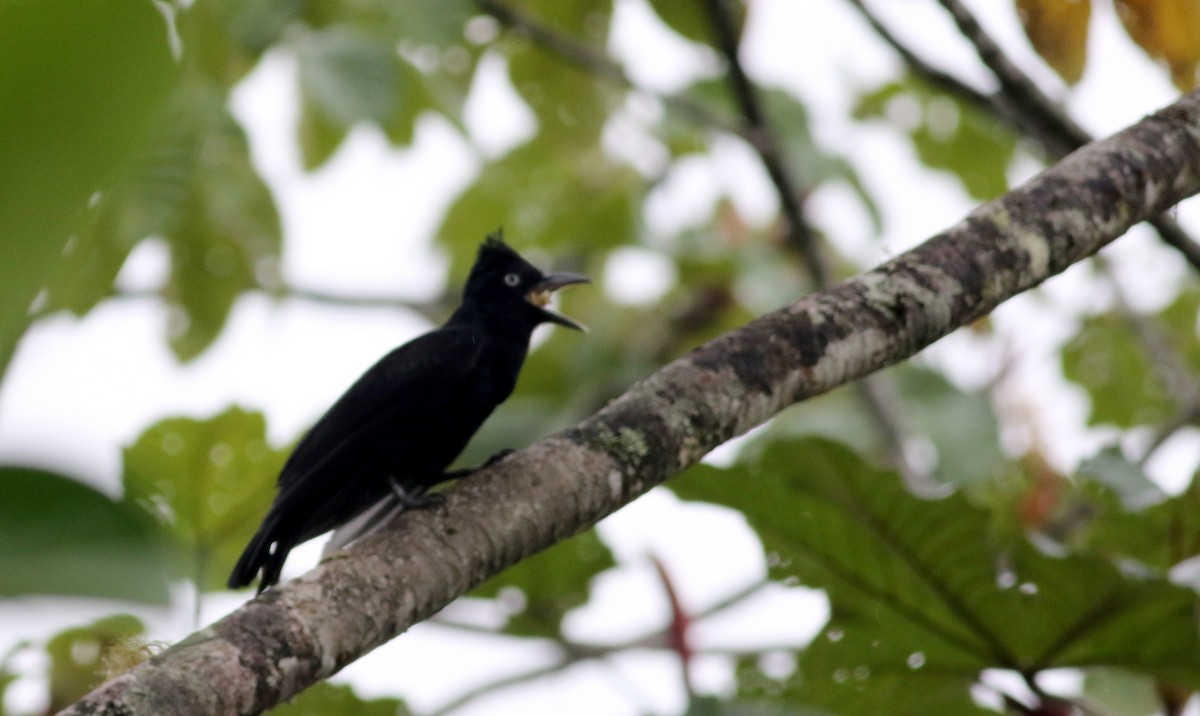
[933,0,1091,156]
[699,0,827,285]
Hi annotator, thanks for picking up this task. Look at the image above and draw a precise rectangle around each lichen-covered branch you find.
[60,89,1200,716]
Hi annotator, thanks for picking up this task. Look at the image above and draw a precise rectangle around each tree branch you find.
[59,90,1200,716]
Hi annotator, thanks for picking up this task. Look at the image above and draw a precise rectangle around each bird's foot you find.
[388,477,445,510]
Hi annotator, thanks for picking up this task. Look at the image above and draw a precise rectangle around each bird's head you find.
[463,233,590,331]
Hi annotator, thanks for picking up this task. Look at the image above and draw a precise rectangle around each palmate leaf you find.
[122,407,287,591]
[672,438,1200,714]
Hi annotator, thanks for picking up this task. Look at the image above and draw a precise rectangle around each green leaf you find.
[1061,312,1175,428]
[46,615,146,712]
[166,83,282,361]
[672,438,1200,714]
[298,27,397,124]
[1062,285,1200,429]
[182,0,304,86]
[1076,466,1200,575]
[45,80,283,361]
[438,140,641,277]
[0,467,169,603]
[893,366,1004,486]
[644,0,745,48]
[471,531,614,638]
[0,0,176,380]
[504,1,615,149]
[122,407,287,591]
[854,74,1016,200]
[269,682,412,716]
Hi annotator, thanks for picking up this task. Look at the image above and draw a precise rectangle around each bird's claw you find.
[388,477,445,510]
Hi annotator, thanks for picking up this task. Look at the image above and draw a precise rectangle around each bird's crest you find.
[478,230,517,262]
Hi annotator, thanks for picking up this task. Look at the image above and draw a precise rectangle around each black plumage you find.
[228,235,588,592]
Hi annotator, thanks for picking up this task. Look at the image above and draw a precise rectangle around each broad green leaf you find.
[1060,308,1186,428]
[0,467,169,603]
[122,407,287,591]
[672,438,1200,711]
[647,0,745,48]
[438,140,641,275]
[269,682,411,716]
[46,615,146,713]
[1016,0,1092,84]
[471,531,614,638]
[0,0,176,381]
[854,75,1016,200]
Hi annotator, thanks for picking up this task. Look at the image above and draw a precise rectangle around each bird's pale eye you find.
[503,273,521,287]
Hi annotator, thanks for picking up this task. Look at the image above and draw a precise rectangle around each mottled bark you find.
[61,89,1200,716]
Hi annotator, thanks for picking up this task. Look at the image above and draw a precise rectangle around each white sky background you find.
[3,0,1200,713]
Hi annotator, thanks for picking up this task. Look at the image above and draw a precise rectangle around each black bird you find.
[228,235,588,592]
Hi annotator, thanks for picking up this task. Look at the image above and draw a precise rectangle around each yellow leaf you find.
[1016,0,1092,84]
[1116,0,1200,90]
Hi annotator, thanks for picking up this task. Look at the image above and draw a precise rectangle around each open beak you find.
[527,271,590,331]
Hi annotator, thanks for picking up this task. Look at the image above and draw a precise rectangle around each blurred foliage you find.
[46,615,147,713]
[123,407,287,591]
[854,74,1017,201]
[0,0,176,377]
[1015,0,1092,85]
[471,531,615,638]
[3,0,1200,715]
[0,467,169,603]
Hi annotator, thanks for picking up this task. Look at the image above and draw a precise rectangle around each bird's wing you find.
[270,326,484,537]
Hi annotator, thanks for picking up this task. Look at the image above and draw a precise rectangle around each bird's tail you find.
[228,512,291,593]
